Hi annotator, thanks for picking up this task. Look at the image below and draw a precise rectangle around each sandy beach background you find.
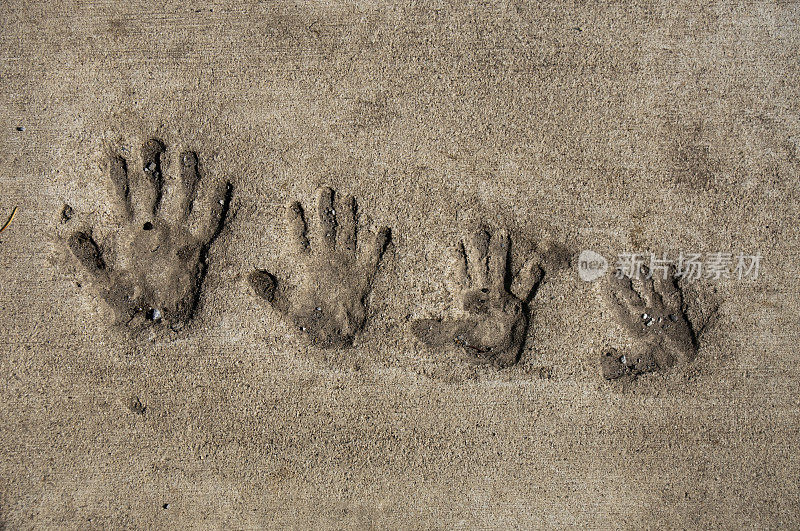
[1,0,799,527]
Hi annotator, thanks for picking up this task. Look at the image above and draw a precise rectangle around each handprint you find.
[411,227,546,368]
[248,187,390,348]
[67,138,231,330]
[600,266,698,379]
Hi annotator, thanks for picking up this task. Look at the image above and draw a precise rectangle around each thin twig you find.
[0,206,17,233]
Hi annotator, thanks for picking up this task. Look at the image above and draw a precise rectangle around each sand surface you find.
[1,0,799,528]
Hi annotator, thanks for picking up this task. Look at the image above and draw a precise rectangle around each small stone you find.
[127,396,146,415]
[60,204,74,223]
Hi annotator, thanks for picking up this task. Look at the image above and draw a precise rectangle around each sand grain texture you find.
[1,0,799,528]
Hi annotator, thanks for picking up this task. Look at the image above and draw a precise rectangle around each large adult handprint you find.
[67,138,231,330]
[411,227,546,368]
[248,187,390,348]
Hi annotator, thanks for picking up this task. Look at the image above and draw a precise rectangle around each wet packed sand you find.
[0,1,798,528]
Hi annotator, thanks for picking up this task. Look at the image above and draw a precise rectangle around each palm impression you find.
[411,227,547,368]
[600,265,698,379]
[249,186,390,348]
[67,138,231,330]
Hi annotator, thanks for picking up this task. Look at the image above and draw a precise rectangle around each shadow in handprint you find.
[411,226,558,368]
[600,265,712,380]
[248,186,390,348]
[67,138,232,330]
